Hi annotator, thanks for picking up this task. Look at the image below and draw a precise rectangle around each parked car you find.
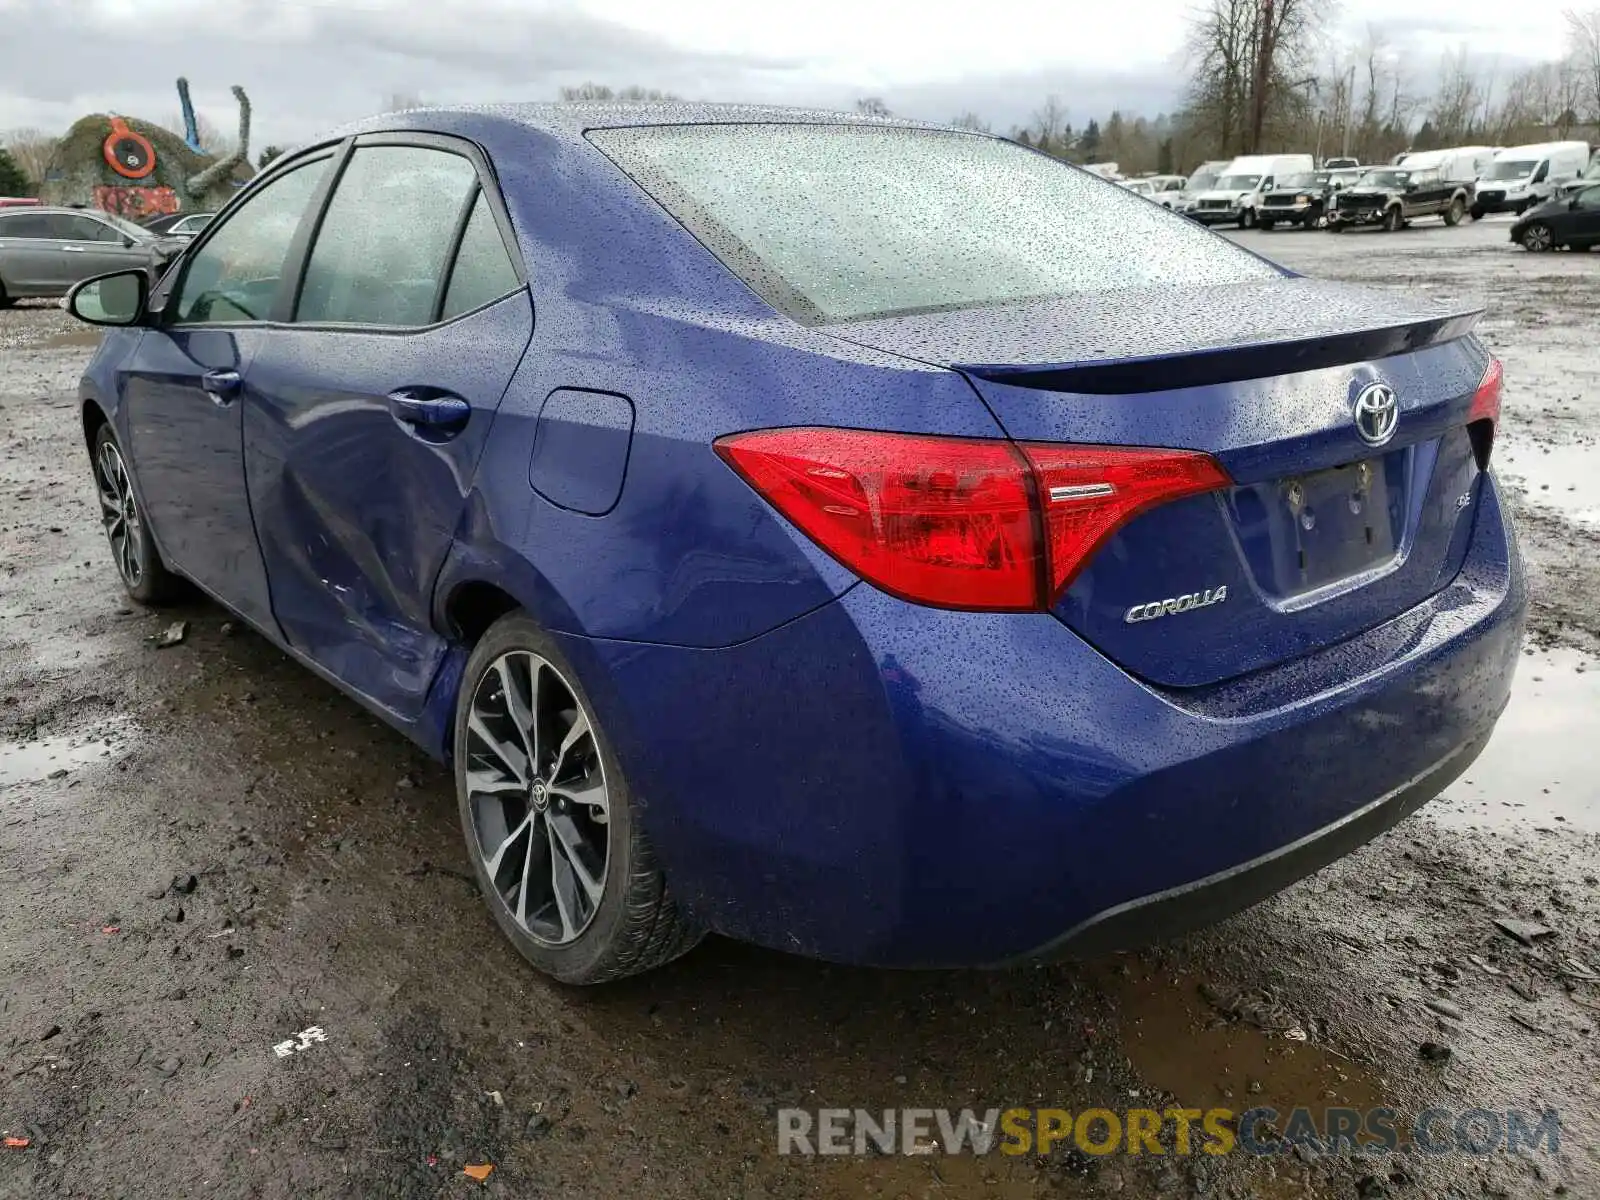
[0,206,178,305]
[1189,153,1315,227]
[62,105,1524,983]
[142,211,216,237]
[1177,160,1230,215]
[1258,171,1334,229]
[1473,142,1591,217]
[1509,183,1600,251]
[1555,149,1600,198]
[1322,156,1360,170]
[1119,179,1156,198]
[1327,166,1472,231]
[1138,174,1188,209]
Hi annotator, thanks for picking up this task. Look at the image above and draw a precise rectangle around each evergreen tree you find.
[0,146,30,196]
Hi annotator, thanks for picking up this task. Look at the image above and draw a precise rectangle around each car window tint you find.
[63,215,120,242]
[172,158,330,325]
[440,192,520,320]
[0,213,49,238]
[296,146,477,328]
[590,124,1277,325]
[1577,187,1600,210]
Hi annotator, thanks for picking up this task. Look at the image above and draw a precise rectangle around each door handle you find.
[201,369,242,405]
[388,391,470,434]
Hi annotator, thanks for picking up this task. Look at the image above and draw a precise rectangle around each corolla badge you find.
[1125,586,1228,624]
[1353,382,1399,446]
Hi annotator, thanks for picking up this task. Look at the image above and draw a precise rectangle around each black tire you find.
[1328,221,1344,233]
[1470,206,1485,221]
[454,613,703,984]
[90,422,185,605]
[1239,208,1257,229]
[0,280,12,309]
[1259,219,1276,231]
[1383,206,1404,232]
[1520,222,1554,252]
[1443,197,1465,227]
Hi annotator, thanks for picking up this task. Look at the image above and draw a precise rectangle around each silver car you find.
[0,207,168,306]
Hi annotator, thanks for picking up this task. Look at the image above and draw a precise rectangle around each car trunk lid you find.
[821,279,1491,687]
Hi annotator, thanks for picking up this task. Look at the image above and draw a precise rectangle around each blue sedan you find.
[64,105,1525,983]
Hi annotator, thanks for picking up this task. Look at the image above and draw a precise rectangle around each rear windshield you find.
[589,124,1276,325]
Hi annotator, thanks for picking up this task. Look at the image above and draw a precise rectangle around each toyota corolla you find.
[64,105,1525,983]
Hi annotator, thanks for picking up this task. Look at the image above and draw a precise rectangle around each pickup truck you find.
[1326,167,1472,231]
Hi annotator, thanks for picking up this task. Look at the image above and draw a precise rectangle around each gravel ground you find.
[1,215,1597,1199]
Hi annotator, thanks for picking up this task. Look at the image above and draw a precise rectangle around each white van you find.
[1397,146,1496,184]
[1474,142,1592,216]
[1189,154,1316,228]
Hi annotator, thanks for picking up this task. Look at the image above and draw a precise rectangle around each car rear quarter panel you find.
[429,117,1003,649]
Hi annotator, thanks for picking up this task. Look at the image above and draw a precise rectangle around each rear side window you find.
[590,124,1276,325]
[0,213,49,238]
[296,146,477,328]
[440,192,520,321]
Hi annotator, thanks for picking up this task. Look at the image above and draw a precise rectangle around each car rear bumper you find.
[563,474,1526,967]
[1019,728,1489,961]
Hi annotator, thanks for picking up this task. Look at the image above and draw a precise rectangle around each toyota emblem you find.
[1352,382,1399,446]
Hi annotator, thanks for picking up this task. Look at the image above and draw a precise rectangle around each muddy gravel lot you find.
[1,215,1597,1199]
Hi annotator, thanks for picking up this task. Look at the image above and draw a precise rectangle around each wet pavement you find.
[2,214,1598,1199]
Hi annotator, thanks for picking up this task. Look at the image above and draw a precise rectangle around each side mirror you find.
[121,235,135,248]
[67,269,148,327]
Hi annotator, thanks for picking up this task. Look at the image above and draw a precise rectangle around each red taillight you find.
[1021,443,1233,598]
[1467,357,1503,468]
[1469,357,1503,426]
[714,428,1231,611]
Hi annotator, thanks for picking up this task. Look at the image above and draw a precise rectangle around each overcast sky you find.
[0,0,1582,150]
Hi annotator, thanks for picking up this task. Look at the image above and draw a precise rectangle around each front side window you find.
[295,145,477,328]
[61,215,121,243]
[590,125,1277,325]
[1576,186,1600,210]
[171,157,330,324]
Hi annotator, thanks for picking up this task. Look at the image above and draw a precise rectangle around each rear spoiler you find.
[957,312,1484,396]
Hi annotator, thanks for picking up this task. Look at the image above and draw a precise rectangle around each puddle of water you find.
[1431,647,1600,835]
[0,719,132,791]
[39,329,103,350]
[1496,441,1600,527]
[1108,967,1391,1118]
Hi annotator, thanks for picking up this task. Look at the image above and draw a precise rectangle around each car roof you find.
[323,101,960,148]
[1,206,117,216]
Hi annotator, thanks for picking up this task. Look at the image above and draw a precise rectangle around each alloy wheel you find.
[1522,223,1553,252]
[464,650,609,947]
[94,440,143,588]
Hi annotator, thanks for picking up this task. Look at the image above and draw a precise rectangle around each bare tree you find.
[854,97,892,117]
[1566,8,1600,121]
[557,82,679,102]
[1428,46,1483,144]
[163,111,237,157]
[1,127,57,189]
[1183,0,1322,155]
[949,111,991,132]
[1028,94,1070,154]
